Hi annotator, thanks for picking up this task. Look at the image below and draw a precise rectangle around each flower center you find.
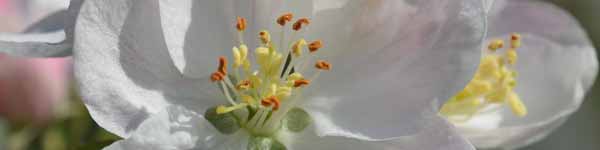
[205,13,330,139]
[440,33,527,123]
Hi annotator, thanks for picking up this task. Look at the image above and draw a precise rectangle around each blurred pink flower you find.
[0,54,70,124]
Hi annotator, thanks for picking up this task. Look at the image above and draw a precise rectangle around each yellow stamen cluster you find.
[441,33,526,121]
[210,14,331,134]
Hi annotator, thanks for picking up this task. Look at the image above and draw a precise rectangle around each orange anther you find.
[236,80,252,90]
[315,60,331,71]
[277,13,293,26]
[293,18,310,31]
[261,96,281,110]
[236,17,247,31]
[293,79,310,88]
[308,40,322,53]
[211,72,225,82]
[218,56,227,75]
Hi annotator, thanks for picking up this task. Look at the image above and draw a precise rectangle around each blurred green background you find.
[524,0,600,149]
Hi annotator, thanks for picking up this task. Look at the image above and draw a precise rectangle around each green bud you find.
[247,136,287,150]
[283,107,311,132]
[204,106,240,134]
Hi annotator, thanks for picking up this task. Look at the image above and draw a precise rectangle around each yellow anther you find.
[506,49,518,65]
[233,47,242,68]
[255,47,270,66]
[308,40,322,53]
[511,33,521,48]
[293,18,310,31]
[315,60,332,71]
[507,92,527,117]
[236,17,247,31]
[240,44,248,60]
[488,40,504,51]
[467,80,492,95]
[259,30,271,44]
[269,84,278,96]
[288,73,304,81]
[292,39,307,57]
[236,80,252,90]
[478,55,501,79]
[277,86,292,99]
[277,13,293,26]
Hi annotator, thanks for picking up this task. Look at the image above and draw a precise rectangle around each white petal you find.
[301,0,486,139]
[103,105,249,150]
[281,114,474,150]
[169,0,313,78]
[0,31,70,57]
[458,1,598,148]
[75,0,222,137]
[0,0,81,57]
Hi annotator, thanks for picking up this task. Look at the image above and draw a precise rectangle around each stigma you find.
[441,33,527,122]
[206,13,330,136]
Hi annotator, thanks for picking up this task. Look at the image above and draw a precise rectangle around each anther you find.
[510,33,521,48]
[261,96,281,110]
[488,40,504,51]
[315,60,331,70]
[218,56,228,75]
[308,40,322,53]
[293,79,310,88]
[211,72,225,82]
[292,39,307,57]
[236,80,252,90]
[259,30,271,44]
[293,18,310,31]
[236,17,247,31]
[277,13,293,26]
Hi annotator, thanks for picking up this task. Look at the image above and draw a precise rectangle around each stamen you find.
[293,18,310,31]
[292,39,307,57]
[277,13,294,26]
[236,80,252,90]
[441,33,527,122]
[510,33,521,48]
[261,96,281,110]
[211,72,225,82]
[488,40,504,51]
[308,40,322,53]
[315,60,331,70]
[216,103,248,114]
[259,30,271,45]
[218,56,228,75]
[293,79,310,88]
[236,17,247,31]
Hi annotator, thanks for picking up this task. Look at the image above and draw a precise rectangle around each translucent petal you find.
[75,0,222,137]
[104,105,249,150]
[457,1,598,149]
[281,114,475,150]
[301,0,486,139]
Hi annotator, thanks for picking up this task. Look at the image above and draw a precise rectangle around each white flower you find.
[1,0,489,149]
[439,0,598,149]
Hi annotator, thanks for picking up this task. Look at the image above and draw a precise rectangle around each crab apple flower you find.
[1,0,488,149]
[439,0,598,149]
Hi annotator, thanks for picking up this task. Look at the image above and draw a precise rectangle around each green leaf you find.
[283,108,311,132]
[204,106,241,134]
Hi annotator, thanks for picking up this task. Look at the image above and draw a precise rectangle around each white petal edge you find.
[280,113,475,150]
